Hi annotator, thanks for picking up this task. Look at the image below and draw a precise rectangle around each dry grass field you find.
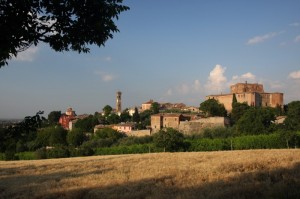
[1,149,300,199]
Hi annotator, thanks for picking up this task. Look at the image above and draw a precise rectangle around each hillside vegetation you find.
[1,149,300,199]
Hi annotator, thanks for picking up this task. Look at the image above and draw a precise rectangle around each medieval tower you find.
[116,91,122,114]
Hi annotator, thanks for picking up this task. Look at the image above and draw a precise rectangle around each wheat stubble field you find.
[1,149,300,199]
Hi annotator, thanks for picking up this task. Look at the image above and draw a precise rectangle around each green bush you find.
[17,152,36,160]
[188,138,230,151]
[0,153,5,160]
[35,148,47,159]
[232,134,285,150]
[46,146,70,159]
[5,150,18,160]
[69,146,94,157]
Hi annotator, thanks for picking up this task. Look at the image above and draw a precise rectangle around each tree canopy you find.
[153,128,185,152]
[284,101,300,130]
[199,98,227,117]
[0,0,129,67]
[230,102,250,124]
[235,107,275,135]
[47,111,61,124]
[103,105,113,116]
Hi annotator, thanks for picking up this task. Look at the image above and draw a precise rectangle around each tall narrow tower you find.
[116,91,122,114]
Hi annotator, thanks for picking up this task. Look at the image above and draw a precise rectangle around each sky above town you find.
[1,0,300,119]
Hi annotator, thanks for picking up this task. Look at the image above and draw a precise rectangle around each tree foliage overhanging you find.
[0,0,129,67]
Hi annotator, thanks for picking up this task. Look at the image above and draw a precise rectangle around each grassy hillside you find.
[1,149,300,199]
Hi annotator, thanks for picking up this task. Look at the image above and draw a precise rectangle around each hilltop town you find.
[58,82,284,136]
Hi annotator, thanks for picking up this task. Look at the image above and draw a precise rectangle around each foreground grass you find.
[1,149,300,199]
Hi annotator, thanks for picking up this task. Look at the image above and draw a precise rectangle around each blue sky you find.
[1,0,300,119]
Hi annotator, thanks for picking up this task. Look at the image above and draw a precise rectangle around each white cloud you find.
[294,35,300,42]
[233,72,256,80]
[205,64,227,92]
[14,46,39,62]
[289,70,300,79]
[177,83,190,94]
[290,22,300,27]
[94,71,117,82]
[165,89,173,96]
[192,80,201,92]
[246,32,280,45]
[104,56,112,61]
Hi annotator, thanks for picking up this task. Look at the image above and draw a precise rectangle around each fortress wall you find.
[230,83,264,93]
[179,117,229,135]
[270,93,284,107]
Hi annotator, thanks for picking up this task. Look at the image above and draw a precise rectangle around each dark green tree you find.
[2,111,45,153]
[139,109,152,129]
[48,126,67,146]
[150,102,160,114]
[106,113,120,124]
[235,107,275,135]
[132,107,140,123]
[231,102,250,125]
[103,105,113,116]
[120,109,131,123]
[284,101,300,130]
[0,0,129,67]
[232,93,237,107]
[74,115,99,132]
[67,128,86,147]
[35,125,67,147]
[47,111,61,125]
[94,127,124,141]
[153,128,185,152]
[199,98,227,117]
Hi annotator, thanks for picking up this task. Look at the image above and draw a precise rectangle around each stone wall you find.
[126,130,151,137]
[179,117,229,135]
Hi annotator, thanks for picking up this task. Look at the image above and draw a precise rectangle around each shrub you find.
[47,146,70,159]
[5,150,18,160]
[188,138,230,151]
[35,148,47,159]
[0,153,5,160]
[17,152,36,160]
[69,146,94,157]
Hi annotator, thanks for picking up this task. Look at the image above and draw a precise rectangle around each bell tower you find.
[116,91,122,114]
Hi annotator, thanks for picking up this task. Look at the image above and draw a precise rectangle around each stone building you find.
[141,99,154,111]
[113,122,136,133]
[151,113,191,133]
[206,82,283,112]
[151,113,229,134]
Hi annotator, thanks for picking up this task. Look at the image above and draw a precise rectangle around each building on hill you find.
[113,122,136,133]
[59,107,76,130]
[151,113,191,133]
[150,113,229,135]
[206,82,283,112]
[141,99,154,111]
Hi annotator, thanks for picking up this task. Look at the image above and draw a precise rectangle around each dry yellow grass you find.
[1,149,300,199]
